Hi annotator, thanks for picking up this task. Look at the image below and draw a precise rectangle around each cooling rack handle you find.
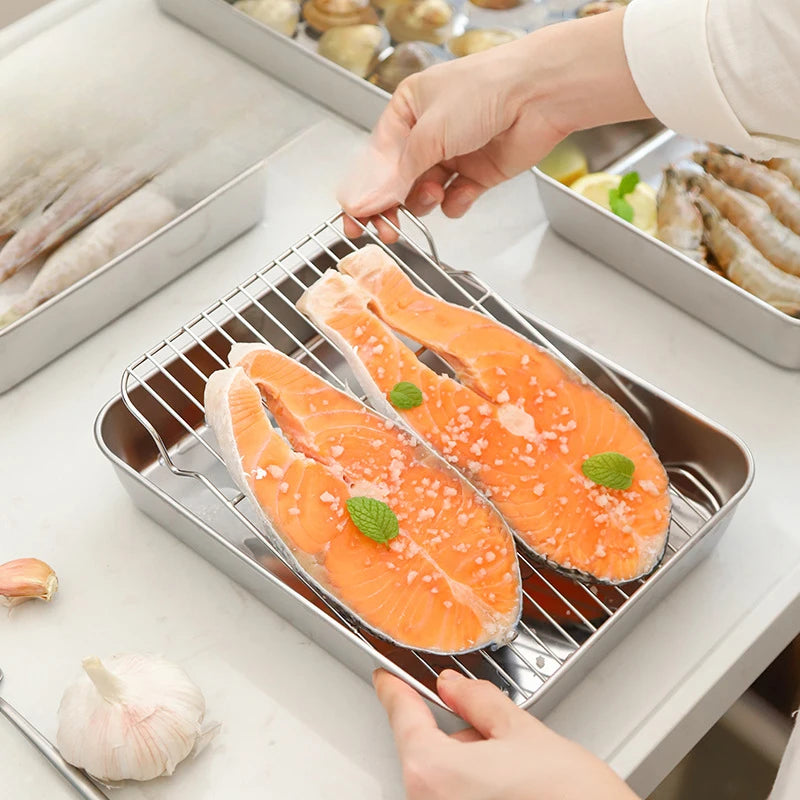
[374,205,442,269]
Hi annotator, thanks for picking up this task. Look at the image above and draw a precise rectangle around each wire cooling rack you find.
[119,209,722,707]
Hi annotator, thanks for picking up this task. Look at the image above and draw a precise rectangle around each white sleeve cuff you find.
[622,0,789,158]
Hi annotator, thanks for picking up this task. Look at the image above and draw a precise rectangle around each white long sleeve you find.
[623,0,800,159]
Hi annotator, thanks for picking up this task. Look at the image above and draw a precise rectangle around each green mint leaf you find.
[346,497,400,544]
[389,381,423,410]
[608,189,634,223]
[617,171,640,197]
[581,452,635,491]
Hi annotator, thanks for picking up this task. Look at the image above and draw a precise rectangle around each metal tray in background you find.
[0,161,266,394]
[534,129,800,369]
[158,0,391,130]
[156,0,665,158]
[94,212,753,727]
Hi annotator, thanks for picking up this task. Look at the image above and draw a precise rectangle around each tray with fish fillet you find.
[534,129,800,368]
[0,149,266,394]
[95,210,752,724]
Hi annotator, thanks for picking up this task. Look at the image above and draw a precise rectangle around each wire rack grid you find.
[119,209,720,708]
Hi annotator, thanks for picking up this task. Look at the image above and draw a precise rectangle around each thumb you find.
[436,670,524,739]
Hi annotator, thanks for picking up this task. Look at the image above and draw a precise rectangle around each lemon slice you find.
[537,140,588,186]
[570,172,658,236]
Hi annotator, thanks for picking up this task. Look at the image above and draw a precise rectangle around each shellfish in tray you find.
[576,0,627,17]
[447,26,522,57]
[368,41,444,92]
[384,0,455,45]
[233,0,301,37]
[302,0,379,35]
[318,24,388,77]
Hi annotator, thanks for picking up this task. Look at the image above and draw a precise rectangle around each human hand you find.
[374,668,640,800]
[339,7,651,240]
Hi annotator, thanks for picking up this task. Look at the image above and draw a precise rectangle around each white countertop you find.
[2,2,800,798]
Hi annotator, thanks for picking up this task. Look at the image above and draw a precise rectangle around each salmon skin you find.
[298,245,671,585]
[204,343,522,654]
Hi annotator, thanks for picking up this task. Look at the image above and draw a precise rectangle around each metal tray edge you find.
[156,0,390,130]
[0,159,267,340]
[532,164,800,332]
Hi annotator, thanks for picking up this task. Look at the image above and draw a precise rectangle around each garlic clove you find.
[57,653,209,783]
[0,558,58,606]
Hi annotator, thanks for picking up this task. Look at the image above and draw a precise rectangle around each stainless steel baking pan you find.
[157,0,391,130]
[0,160,266,394]
[534,128,800,369]
[94,210,753,727]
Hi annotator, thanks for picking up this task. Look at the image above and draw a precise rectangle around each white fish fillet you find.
[0,150,95,240]
[0,187,175,328]
[0,163,150,284]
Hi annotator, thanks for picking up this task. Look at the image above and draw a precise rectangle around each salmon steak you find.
[298,245,671,584]
[204,343,522,654]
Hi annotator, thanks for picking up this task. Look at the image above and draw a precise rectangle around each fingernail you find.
[419,190,437,206]
[438,669,465,682]
[452,193,474,214]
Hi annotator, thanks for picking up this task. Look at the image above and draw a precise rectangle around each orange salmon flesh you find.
[204,343,522,654]
[298,245,671,584]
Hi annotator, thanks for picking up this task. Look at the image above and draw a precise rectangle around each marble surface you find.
[2,1,800,799]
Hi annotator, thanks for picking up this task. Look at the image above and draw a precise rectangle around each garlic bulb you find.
[0,558,58,606]
[57,653,209,783]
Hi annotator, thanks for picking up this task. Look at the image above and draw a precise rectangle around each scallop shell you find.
[234,0,300,36]
[318,24,388,77]
[369,41,444,92]
[384,0,455,44]
[468,0,520,11]
[447,27,521,57]
[576,0,627,17]
[302,0,380,33]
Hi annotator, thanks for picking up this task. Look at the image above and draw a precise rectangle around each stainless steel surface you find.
[157,0,665,157]
[534,129,800,369]
[0,160,266,394]
[0,668,109,800]
[158,0,389,130]
[94,210,753,726]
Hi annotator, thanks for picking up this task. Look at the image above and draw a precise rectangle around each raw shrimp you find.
[0,187,176,328]
[0,150,94,243]
[696,196,800,316]
[690,172,800,277]
[695,150,800,236]
[0,163,151,284]
[657,167,706,263]
[765,158,800,192]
